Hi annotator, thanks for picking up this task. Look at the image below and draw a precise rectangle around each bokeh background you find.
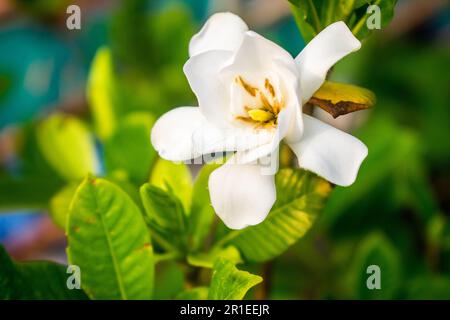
[0,0,449,299]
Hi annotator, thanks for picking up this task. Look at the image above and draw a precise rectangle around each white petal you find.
[222,31,296,78]
[184,50,234,127]
[151,107,211,161]
[209,155,276,229]
[189,12,248,57]
[151,107,275,161]
[295,21,361,104]
[288,115,367,186]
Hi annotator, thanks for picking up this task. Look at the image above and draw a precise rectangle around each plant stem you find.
[154,251,180,263]
[150,231,179,253]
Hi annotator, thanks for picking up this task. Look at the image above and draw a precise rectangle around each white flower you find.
[151,12,368,230]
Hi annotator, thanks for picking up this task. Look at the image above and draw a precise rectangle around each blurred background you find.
[0,0,449,299]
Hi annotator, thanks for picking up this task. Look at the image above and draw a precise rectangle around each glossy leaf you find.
[140,183,187,250]
[187,246,242,269]
[87,47,117,140]
[36,113,98,181]
[188,163,220,250]
[149,158,192,213]
[309,81,375,118]
[0,245,88,300]
[67,176,154,300]
[208,258,262,300]
[104,112,156,184]
[222,168,331,262]
[49,183,78,229]
[289,0,398,42]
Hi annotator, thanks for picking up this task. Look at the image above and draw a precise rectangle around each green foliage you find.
[188,163,220,250]
[36,113,98,181]
[176,287,209,300]
[104,112,157,184]
[149,158,193,214]
[67,176,154,299]
[219,168,331,262]
[289,0,398,41]
[0,245,87,300]
[0,124,64,212]
[87,47,117,141]
[153,261,184,300]
[208,258,262,300]
[49,183,78,229]
[140,183,187,251]
[187,246,243,269]
[406,275,450,299]
[349,233,401,299]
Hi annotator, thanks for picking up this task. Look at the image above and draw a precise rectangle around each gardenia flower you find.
[151,12,368,229]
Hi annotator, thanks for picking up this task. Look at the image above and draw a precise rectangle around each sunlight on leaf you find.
[309,81,375,118]
[208,258,262,300]
[36,113,98,181]
[67,176,154,300]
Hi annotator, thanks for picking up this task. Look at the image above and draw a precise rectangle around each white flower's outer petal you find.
[151,107,212,161]
[288,114,368,186]
[295,21,361,104]
[209,155,276,229]
[189,12,248,57]
[184,50,234,127]
[151,107,275,161]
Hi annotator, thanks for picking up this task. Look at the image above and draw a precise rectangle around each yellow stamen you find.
[236,76,258,97]
[248,109,274,122]
[265,78,275,97]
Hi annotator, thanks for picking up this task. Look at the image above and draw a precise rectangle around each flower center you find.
[234,76,284,129]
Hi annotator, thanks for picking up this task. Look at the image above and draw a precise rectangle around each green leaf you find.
[176,287,209,300]
[149,158,192,213]
[208,258,262,300]
[67,176,154,300]
[188,246,243,269]
[140,183,187,251]
[349,233,401,299]
[104,112,156,184]
[289,0,398,42]
[351,0,398,40]
[87,47,117,140]
[0,245,88,300]
[0,123,65,212]
[188,163,220,250]
[36,113,98,181]
[220,168,331,262]
[49,183,79,229]
[406,275,450,299]
[289,0,319,43]
[309,81,376,118]
[153,261,185,299]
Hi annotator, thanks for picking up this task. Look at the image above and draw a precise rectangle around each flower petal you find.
[151,107,211,161]
[287,114,367,186]
[222,31,296,79]
[295,21,361,104]
[209,154,276,229]
[184,50,234,127]
[189,12,248,57]
[151,107,275,161]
